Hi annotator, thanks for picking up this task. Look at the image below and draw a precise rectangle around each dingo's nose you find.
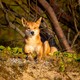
[31,31,34,35]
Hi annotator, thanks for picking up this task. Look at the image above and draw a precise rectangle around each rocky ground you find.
[0,56,80,80]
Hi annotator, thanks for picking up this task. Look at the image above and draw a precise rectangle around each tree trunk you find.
[38,0,73,52]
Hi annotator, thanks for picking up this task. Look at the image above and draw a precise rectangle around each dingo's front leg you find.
[37,45,43,61]
[44,41,50,58]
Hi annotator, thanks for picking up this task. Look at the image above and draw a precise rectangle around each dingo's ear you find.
[21,17,28,27]
[36,17,42,26]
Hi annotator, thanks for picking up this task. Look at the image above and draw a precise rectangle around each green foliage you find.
[0,45,27,59]
[59,60,65,72]
[49,51,79,72]
[0,45,5,50]
[76,58,80,62]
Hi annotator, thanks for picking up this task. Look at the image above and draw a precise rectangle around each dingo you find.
[21,17,57,60]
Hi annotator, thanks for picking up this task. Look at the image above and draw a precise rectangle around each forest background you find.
[0,0,80,53]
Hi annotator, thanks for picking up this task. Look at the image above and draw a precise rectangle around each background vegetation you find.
[0,0,80,52]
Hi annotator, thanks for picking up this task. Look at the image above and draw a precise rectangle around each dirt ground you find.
[0,57,80,80]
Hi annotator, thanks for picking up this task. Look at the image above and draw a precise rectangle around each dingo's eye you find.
[27,27,30,29]
[34,27,36,29]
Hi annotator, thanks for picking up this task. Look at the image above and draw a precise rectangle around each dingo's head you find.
[21,17,42,37]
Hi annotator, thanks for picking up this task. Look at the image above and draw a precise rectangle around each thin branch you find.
[71,32,80,47]
[67,28,71,43]
[0,24,7,28]
[72,5,78,32]
[6,13,25,37]
[0,1,25,38]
